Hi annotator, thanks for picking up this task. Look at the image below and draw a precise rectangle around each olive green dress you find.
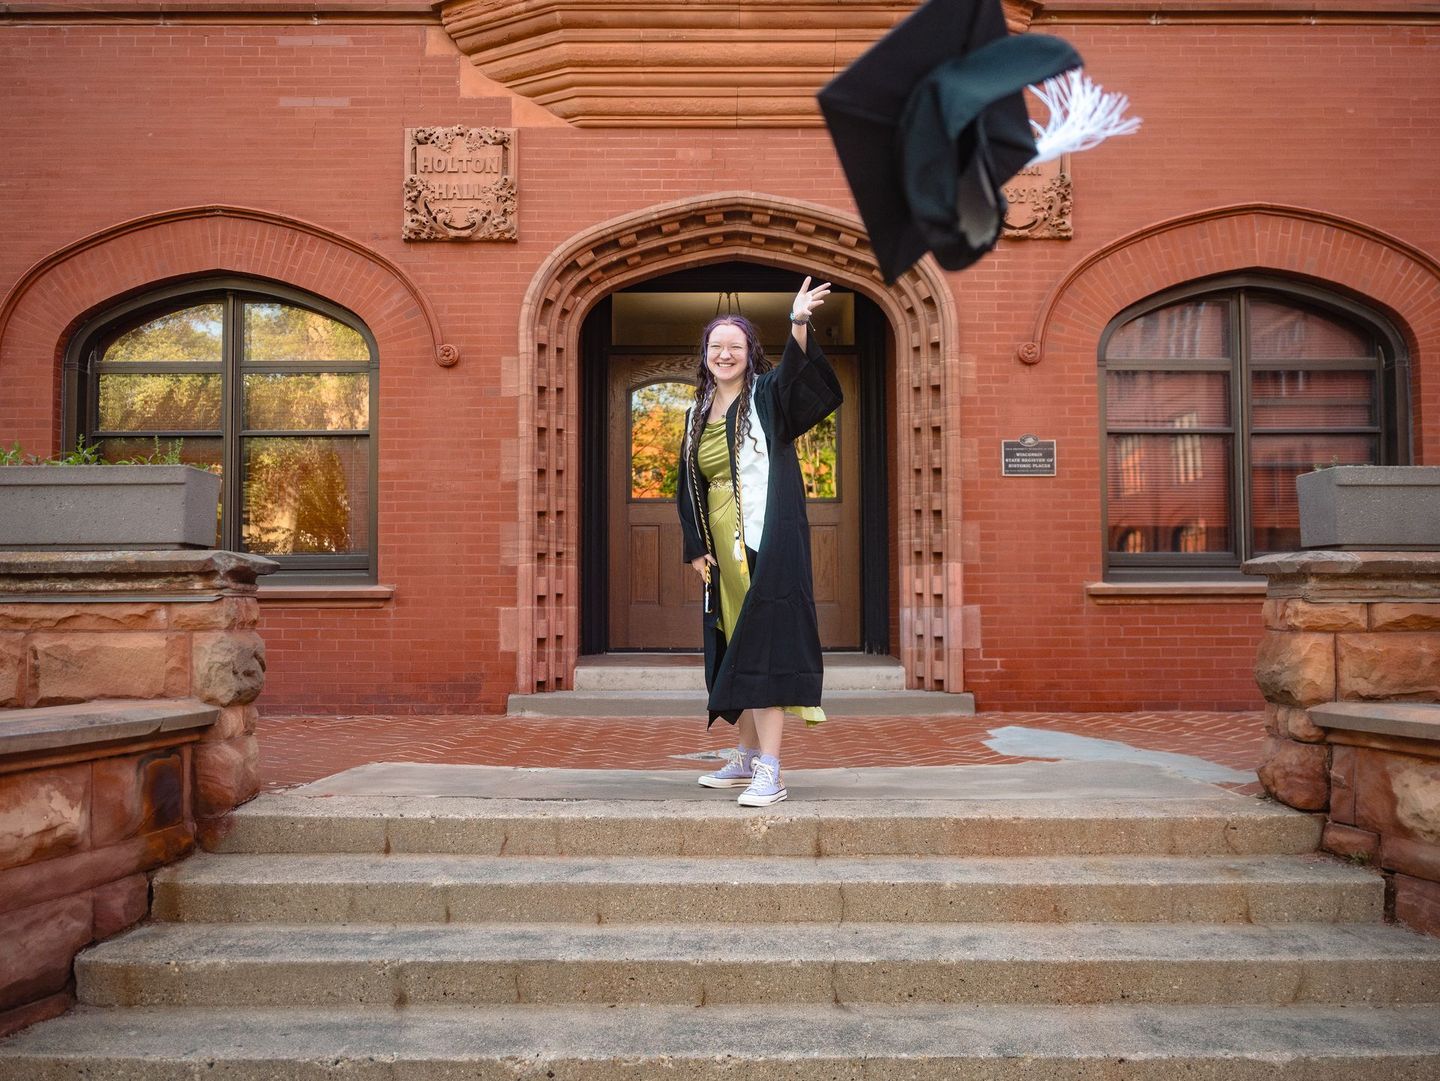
[699,420,826,727]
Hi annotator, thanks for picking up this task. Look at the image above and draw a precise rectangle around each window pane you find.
[243,303,368,364]
[98,436,222,471]
[243,436,369,555]
[98,373,222,430]
[1106,300,1230,360]
[99,437,223,546]
[1106,371,1230,428]
[630,382,690,499]
[1107,433,1232,553]
[1251,370,1376,429]
[796,411,838,500]
[103,303,223,363]
[1251,434,1378,552]
[244,373,369,431]
[1249,299,1372,360]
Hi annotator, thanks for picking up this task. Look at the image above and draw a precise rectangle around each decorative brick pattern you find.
[0,14,1437,717]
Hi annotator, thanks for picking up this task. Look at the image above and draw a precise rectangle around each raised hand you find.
[790,276,832,323]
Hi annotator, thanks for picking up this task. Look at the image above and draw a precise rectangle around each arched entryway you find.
[513,192,964,696]
[579,261,892,656]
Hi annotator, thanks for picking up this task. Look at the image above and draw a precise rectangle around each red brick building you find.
[2,0,1436,715]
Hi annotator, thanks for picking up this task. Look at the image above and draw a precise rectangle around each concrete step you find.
[506,688,976,717]
[572,653,907,692]
[151,852,1382,925]
[214,789,1322,858]
[76,921,1440,1008]
[4,1003,1440,1079]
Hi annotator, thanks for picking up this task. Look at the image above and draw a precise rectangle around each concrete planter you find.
[1298,466,1440,550]
[0,465,222,550]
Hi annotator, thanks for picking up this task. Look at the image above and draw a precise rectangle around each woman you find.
[675,276,843,807]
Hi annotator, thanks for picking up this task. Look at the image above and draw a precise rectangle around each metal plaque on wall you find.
[403,126,518,242]
[1001,155,1071,240]
[1002,434,1057,477]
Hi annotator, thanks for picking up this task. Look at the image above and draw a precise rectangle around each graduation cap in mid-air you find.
[818,0,1140,284]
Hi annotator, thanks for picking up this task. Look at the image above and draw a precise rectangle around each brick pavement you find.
[256,710,1266,795]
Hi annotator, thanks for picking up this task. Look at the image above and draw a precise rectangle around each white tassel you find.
[1026,70,1141,166]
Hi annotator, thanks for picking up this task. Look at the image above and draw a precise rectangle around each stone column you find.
[0,551,274,1034]
[0,551,276,841]
[1244,551,1440,934]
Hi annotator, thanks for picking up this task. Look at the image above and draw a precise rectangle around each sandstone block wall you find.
[0,551,274,1035]
[1246,552,1440,936]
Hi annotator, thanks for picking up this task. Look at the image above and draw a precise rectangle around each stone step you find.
[4,1003,1439,1079]
[571,652,907,692]
[151,852,1382,925]
[75,921,1440,1008]
[506,688,976,717]
[214,789,1321,858]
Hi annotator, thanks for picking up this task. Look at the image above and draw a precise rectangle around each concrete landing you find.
[291,759,1245,801]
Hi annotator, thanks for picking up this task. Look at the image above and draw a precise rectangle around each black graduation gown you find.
[675,332,844,726]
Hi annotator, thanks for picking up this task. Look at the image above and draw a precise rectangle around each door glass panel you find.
[1106,371,1229,427]
[242,436,369,554]
[244,373,369,431]
[796,411,838,500]
[1107,433,1232,553]
[1251,370,1376,429]
[98,373,222,430]
[243,303,369,364]
[1106,300,1230,360]
[103,303,223,363]
[1249,299,1371,360]
[1251,433,1377,552]
[630,381,690,499]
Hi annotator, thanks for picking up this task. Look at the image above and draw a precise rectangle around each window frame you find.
[1098,274,1410,581]
[64,276,380,584]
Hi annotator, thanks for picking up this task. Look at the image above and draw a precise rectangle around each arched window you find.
[1100,278,1408,578]
[65,278,378,582]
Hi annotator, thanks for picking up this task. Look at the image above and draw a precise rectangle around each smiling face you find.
[704,321,749,393]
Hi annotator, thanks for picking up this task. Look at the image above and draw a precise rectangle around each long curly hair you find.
[686,315,772,464]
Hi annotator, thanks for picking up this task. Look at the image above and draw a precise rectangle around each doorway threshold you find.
[573,653,906,692]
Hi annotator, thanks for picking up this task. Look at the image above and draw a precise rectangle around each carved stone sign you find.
[403,126,517,242]
[1001,155,1071,240]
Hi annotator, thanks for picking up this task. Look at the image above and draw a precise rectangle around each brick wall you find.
[1,8,1436,712]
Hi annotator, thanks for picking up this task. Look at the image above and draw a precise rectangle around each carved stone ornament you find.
[403,126,518,242]
[438,0,1043,127]
[1001,155,1072,241]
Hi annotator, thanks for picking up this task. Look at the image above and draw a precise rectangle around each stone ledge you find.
[1310,701,1440,745]
[1244,550,1440,578]
[1086,581,1266,603]
[0,551,277,596]
[0,699,218,757]
[257,584,395,607]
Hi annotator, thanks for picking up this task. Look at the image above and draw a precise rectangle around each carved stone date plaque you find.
[1001,155,1072,240]
[403,126,517,242]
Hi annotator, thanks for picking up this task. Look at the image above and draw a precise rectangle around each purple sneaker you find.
[698,749,755,788]
[737,754,787,807]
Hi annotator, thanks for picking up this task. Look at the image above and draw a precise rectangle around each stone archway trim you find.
[511,191,965,696]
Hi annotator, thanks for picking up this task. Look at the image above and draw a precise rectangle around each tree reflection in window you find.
[83,287,375,576]
[629,381,838,501]
[630,382,689,499]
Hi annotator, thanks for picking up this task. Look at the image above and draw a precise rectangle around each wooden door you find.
[607,352,860,649]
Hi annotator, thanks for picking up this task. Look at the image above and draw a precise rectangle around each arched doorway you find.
[514,192,964,695]
[579,260,892,655]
